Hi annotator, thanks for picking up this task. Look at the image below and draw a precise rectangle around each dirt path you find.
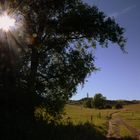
[107,118,121,139]
[107,112,140,139]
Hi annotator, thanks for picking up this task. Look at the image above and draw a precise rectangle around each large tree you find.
[93,93,107,109]
[0,0,126,120]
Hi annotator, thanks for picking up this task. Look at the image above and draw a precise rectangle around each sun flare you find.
[0,13,16,32]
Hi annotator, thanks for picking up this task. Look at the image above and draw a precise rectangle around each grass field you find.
[117,104,140,129]
[64,104,118,134]
[64,103,140,139]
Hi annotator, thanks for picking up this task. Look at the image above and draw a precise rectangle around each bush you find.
[104,104,112,109]
[113,103,123,109]
[83,99,93,108]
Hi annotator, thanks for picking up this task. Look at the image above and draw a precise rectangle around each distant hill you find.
[68,98,140,106]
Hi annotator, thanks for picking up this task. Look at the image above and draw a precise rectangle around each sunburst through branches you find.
[0,2,25,54]
[0,12,16,32]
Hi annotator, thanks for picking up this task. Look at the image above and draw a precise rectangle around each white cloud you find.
[110,5,136,18]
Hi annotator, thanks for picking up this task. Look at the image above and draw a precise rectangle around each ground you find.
[107,111,140,139]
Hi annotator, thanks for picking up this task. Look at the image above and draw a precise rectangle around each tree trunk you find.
[27,45,39,120]
[29,46,38,93]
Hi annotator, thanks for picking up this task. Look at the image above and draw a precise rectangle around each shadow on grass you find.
[33,122,106,140]
[2,120,137,140]
[2,120,106,140]
[108,136,136,140]
[1,117,136,140]
[107,137,135,140]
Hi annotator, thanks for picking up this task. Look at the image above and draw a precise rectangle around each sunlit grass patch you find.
[117,104,140,129]
[64,103,140,139]
[64,104,119,134]
[120,125,132,138]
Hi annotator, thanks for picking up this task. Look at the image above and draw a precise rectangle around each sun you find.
[0,13,16,32]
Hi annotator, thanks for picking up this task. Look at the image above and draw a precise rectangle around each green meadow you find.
[64,103,140,139]
[64,104,113,125]
[117,104,140,129]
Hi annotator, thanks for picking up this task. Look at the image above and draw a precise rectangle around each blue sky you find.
[71,0,140,100]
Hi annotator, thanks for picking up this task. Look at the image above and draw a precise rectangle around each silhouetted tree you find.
[0,0,126,121]
[113,102,123,109]
[83,98,93,108]
[93,93,107,109]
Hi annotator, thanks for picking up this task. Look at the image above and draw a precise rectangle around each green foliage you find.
[93,93,107,109]
[111,100,123,109]
[34,106,63,124]
[113,103,123,109]
[83,98,93,108]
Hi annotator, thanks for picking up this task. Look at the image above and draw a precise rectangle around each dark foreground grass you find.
[2,120,136,140]
[2,104,139,140]
[35,122,106,140]
[1,118,136,140]
[2,121,106,140]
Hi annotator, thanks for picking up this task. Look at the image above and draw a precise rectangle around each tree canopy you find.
[93,93,107,109]
[0,0,126,119]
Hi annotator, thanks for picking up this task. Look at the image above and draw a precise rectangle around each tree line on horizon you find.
[69,93,140,109]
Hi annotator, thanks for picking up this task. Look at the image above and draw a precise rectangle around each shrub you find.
[113,103,123,109]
